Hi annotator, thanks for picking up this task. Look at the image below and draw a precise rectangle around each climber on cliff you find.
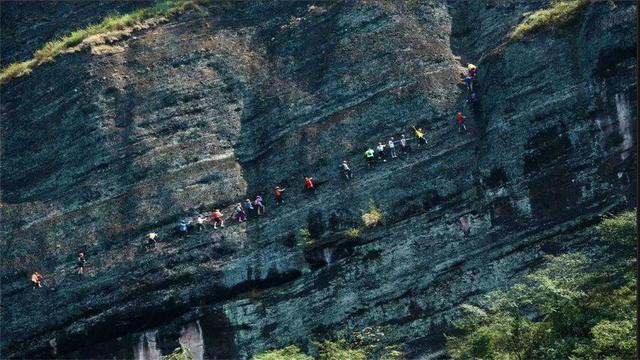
[211,209,225,229]
[177,220,188,237]
[195,214,206,232]
[412,126,427,148]
[400,134,408,155]
[304,176,316,194]
[254,195,266,215]
[234,203,247,223]
[365,147,376,167]
[340,160,353,180]
[388,137,397,159]
[77,252,86,275]
[463,74,473,93]
[376,142,386,162]
[243,199,254,214]
[31,272,43,289]
[147,232,159,245]
[275,185,286,205]
[466,63,478,79]
[456,112,468,134]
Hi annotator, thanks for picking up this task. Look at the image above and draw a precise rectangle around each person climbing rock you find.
[234,203,247,223]
[195,215,206,232]
[243,199,254,215]
[467,63,477,78]
[275,186,286,204]
[400,134,408,155]
[388,137,397,158]
[77,252,86,274]
[340,160,352,180]
[31,272,43,289]
[376,142,386,162]
[464,74,473,92]
[254,195,266,215]
[459,215,471,235]
[412,126,427,147]
[211,209,225,229]
[304,176,316,193]
[147,232,159,245]
[456,112,468,134]
[178,220,188,237]
[365,147,376,167]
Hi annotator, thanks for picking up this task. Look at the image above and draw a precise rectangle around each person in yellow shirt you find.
[412,126,427,148]
[147,232,158,245]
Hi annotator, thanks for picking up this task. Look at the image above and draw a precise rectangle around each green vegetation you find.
[510,0,590,41]
[0,0,207,84]
[253,345,313,360]
[345,227,363,239]
[161,346,192,360]
[446,210,637,360]
[253,327,405,360]
[300,228,315,246]
[362,201,383,227]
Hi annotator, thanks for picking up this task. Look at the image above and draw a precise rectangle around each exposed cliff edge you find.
[1,1,636,358]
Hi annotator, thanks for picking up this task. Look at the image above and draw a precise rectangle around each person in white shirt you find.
[388,137,397,158]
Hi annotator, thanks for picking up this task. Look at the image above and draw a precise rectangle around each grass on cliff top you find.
[0,0,206,85]
[510,0,590,41]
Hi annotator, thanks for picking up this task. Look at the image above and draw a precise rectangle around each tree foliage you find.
[253,326,405,360]
[447,210,637,360]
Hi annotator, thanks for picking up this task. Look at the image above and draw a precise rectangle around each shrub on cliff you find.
[362,201,383,227]
[161,346,192,360]
[0,0,209,84]
[510,0,590,41]
[446,210,637,359]
[252,345,312,360]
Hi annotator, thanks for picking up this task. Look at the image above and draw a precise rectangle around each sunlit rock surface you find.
[1,1,636,358]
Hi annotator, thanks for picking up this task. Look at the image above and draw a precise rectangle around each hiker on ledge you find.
[211,209,225,229]
[77,252,86,274]
[340,160,353,180]
[195,215,206,232]
[178,220,188,237]
[275,186,286,205]
[31,272,43,289]
[388,137,398,158]
[412,126,427,148]
[400,134,408,155]
[376,142,386,162]
[234,203,247,223]
[466,63,477,79]
[365,147,375,167]
[304,177,316,193]
[464,74,473,92]
[147,232,159,245]
[254,195,266,215]
[243,199,254,216]
[456,112,468,134]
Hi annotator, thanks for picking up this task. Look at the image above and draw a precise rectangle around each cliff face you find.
[0,1,636,359]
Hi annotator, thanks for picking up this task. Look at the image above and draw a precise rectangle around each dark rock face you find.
[0,1,636,358]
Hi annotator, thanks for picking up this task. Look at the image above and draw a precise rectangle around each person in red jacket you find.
[275,185,286,205]
[456,112,468,134]
[304,177,316,194]
[211,209,225,229]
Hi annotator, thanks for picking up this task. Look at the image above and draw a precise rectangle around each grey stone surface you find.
[0,1,636,358]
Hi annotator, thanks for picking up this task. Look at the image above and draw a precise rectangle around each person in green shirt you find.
[365,147,376,168]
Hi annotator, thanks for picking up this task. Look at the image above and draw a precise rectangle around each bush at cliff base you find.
[446,210,637,360]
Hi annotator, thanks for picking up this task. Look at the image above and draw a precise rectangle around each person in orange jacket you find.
[211,209,225,229]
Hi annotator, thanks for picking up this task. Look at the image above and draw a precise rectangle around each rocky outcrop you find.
[1,1,636,358]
